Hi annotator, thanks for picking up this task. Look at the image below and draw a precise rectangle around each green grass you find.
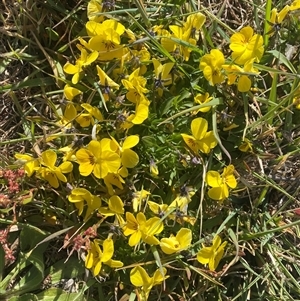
[1,0,300,300]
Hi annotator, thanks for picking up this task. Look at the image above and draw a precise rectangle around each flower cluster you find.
[16,0,300,299]
[11,2,240,295]
[199,27,263,92]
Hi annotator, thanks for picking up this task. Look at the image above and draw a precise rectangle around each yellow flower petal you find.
[55,171,67,182]
[128,231,142,246]
[197,131,217,153]
[237,75,251,92]
[212,241,227,271]
[160,237,178,254]
[102,238,114,262]
[85,242,96,269]
[63,62,80,75]
[131,103,149,124]
[108,195,124,214]
[206,171,222,187]
[105,259,124,268]
[191,118,207,140]
[152,267,167,285]
[96,65,120,90]
[212,235,222,250]
[41,150,57,168]
[197,246,213,265]
[136,212,147,225]
[177,228,192,249]
[130,266,151,287]
[142,234,160,245]
[208,185,228,201]
[59,161,73,173]
[122,149,139,168]
[181,134,198,153]
[64,85,82,101]
[87,140,101,157]
[44,172,59,188]
[146,217,163,235]
[123,135,139,149]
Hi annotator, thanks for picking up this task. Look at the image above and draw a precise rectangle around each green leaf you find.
[150,245,164,283]
[159,90,191,117]
[20,224,47,252]
[35,288,86,301]
[267,50,297,74]
[46,257,85,286]
[0,77,55,93]
[45,27,59,41]
[0,58,12,75]
[141,136,157,148]
[8,293,38,301]
[0,251,44,297]
[0,225,48,297]
[212,105,231,163]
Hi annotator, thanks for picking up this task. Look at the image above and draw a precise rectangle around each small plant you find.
[2,0,300,300]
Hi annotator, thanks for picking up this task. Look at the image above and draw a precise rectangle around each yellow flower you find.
[160,13,205,62]
[86,19,125,37]
[122,68,149,103]
[57,103,77,129]
[130,266,168,301]
[199,49,225,85]
[181,117,218,154]
[206,165,237,201]
[76,103,103,128]
[292,85,300,110]
[87,0,105,23]
[128,102,149,125]
[147,201,168,217]
[132,190,150,212]
[127,49,151,75]
[14,153,39,177]
[160,228,192,254]
[194,92,212,113]
[96,65,120,101]
[149,159,159,177]
[184,12,206,39]
[153,59,174,96]
[120,101,150,130]
[197,235,227,271]
[169,185,195,213]
[239,138,253,152]
[63,48,98,84]
[103,172,125,195]
[98,195,124,217]
[59,144,78,162]
[269,5,290,33]
[37,150,73,188]
[63,84,82,101]
[85,238,123,277]
[123,212,146,246]
[290,0,300,11]
[148,199,195,226]
[123,212,163,246]
[167,25,197,61]
[229,26,264,65]
[110,135,139,170]
[223,59,259,92]
[76,139,121,179]
[68,188,101,220]
[86,20,126,60]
